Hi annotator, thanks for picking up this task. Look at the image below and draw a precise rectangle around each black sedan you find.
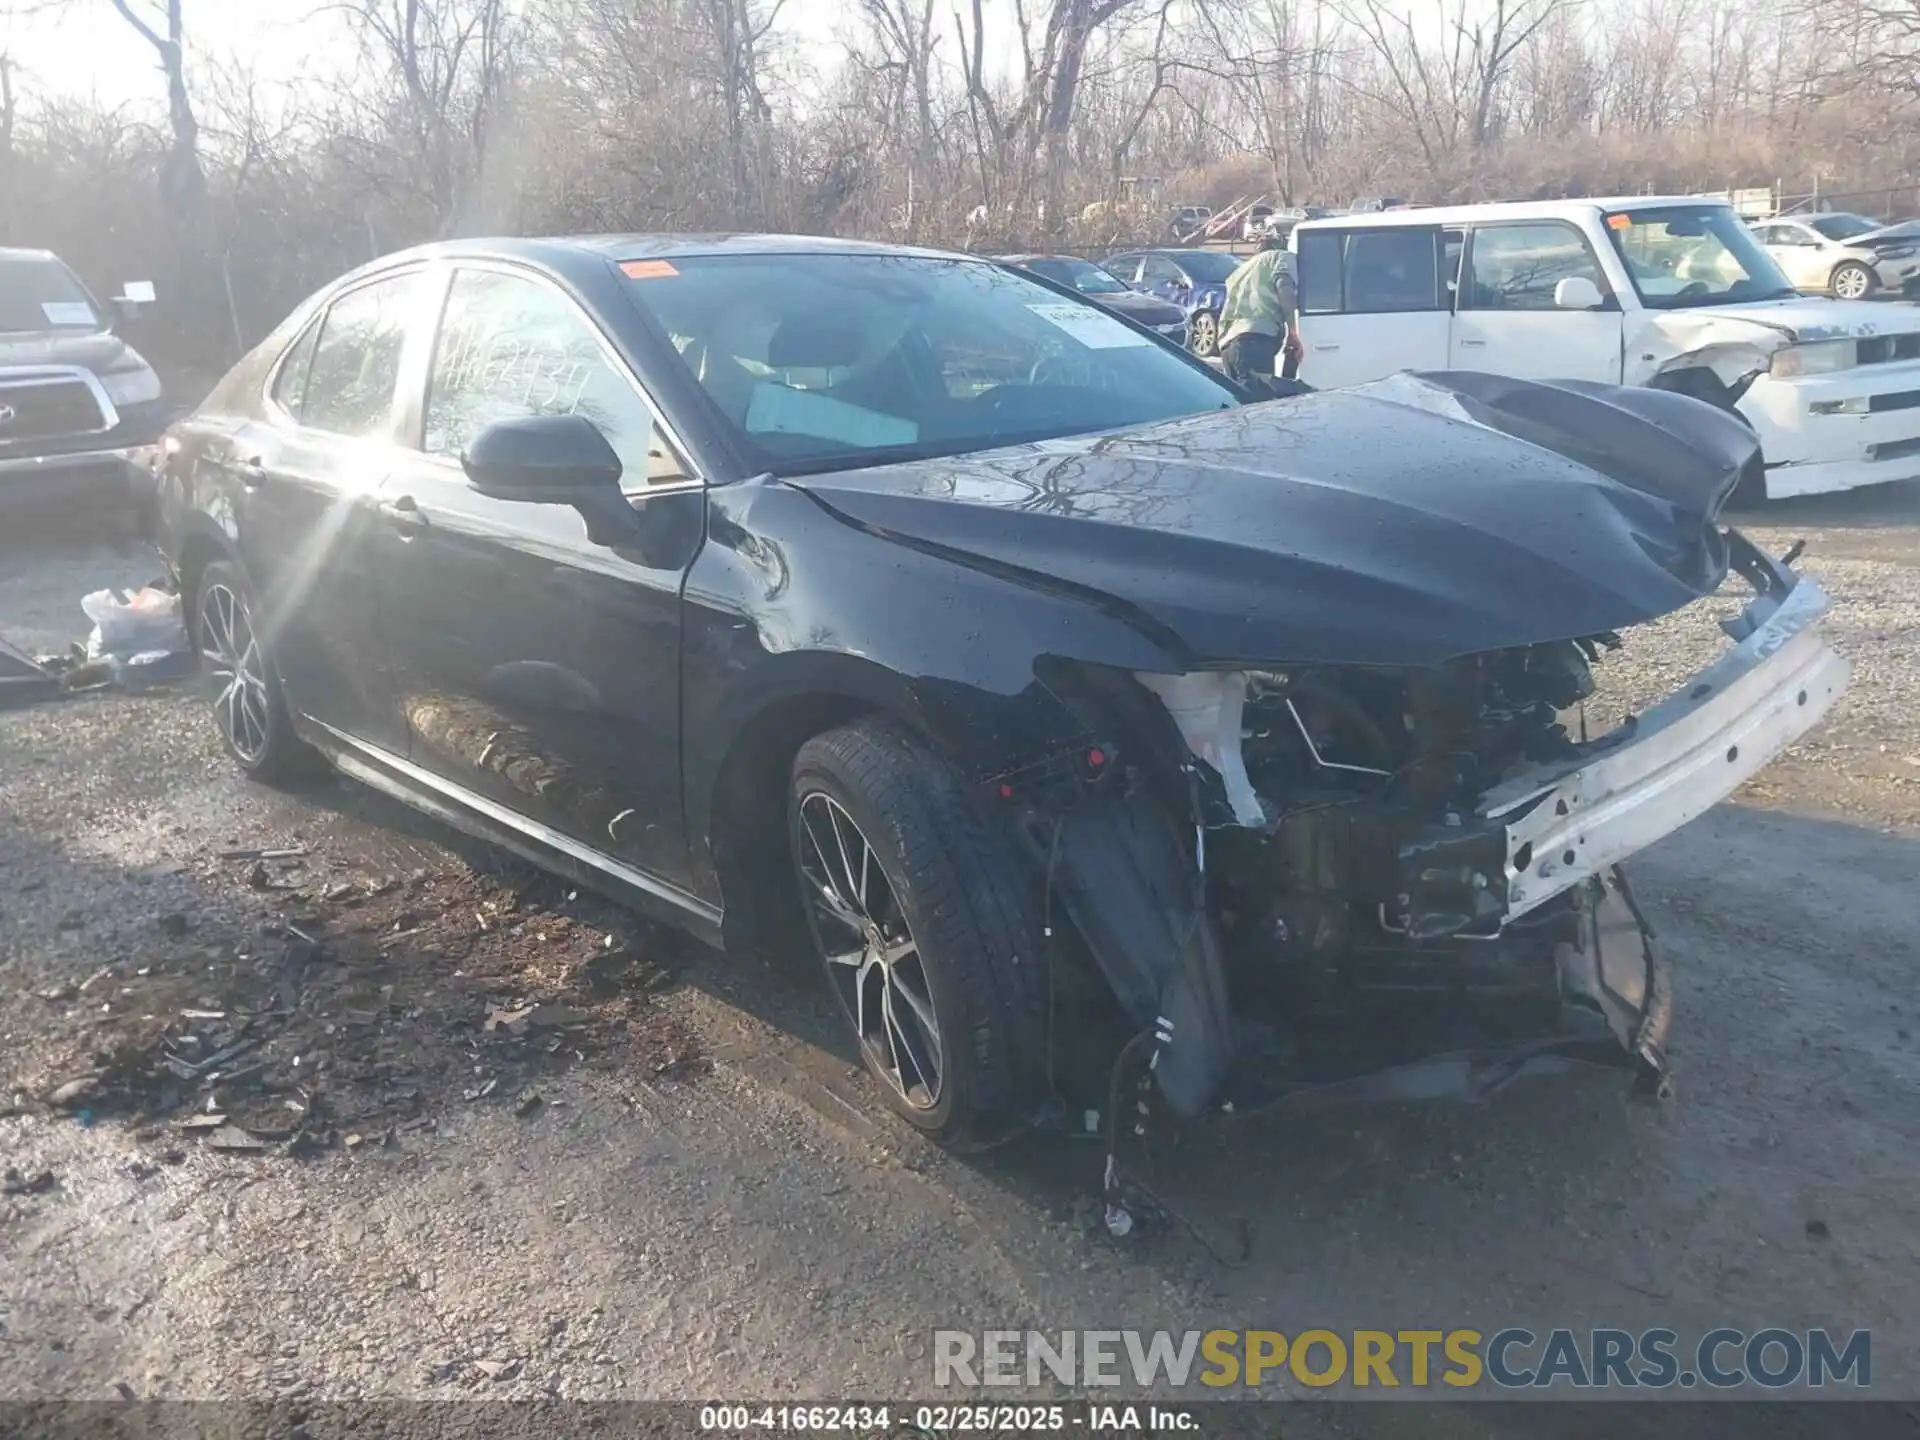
[994,254,1190,348]
[156,235,1844,1152]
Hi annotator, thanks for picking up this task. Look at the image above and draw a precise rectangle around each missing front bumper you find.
[1482,536,1848,922]
[1217,867,1670,1111]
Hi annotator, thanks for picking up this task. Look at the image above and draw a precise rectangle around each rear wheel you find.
[194,560,319,782]
[789,719,1045,1147]
[1190,310,1219,357]
[1830,261,1875,300]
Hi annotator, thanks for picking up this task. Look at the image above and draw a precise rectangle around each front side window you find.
[270,320,321,420]
[1297,227,1442,314]
[1105,255,1143,284]
[302,271,425,439]
[1603,206,1799,309]
[1171,252,1240,285]
[0,255,101,333]
[1462,222,1609,311]
[425,268,690,487]
[1141,256,1184,287]
[622,253,1237,476]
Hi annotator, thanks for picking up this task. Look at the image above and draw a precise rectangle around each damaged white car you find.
[1292,196,1920,499]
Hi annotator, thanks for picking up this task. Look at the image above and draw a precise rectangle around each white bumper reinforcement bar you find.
[1481,557,1850,921]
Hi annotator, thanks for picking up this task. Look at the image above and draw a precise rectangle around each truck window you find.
[1296,227,1443,315]
[1462,222,1609,311]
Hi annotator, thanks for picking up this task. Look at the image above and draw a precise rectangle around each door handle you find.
[378,495,427,536]
[1312,343,1340,352]
[1458,337,1487,348]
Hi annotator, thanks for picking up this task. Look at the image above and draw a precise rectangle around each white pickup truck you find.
[1290,196,1920,500]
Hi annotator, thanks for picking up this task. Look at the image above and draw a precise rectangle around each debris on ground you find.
[4,849,707,1160]
[1,579,197,706]
[2,1167,57,1196]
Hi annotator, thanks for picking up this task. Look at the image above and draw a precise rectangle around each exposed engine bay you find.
[1006,529,1847,1121]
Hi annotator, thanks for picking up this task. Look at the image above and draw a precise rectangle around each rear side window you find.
[302,271,423,439]
[1297,227,1443,314]
[270,320,321,420]
[1462,222,1609,311]
[424,267,690,487]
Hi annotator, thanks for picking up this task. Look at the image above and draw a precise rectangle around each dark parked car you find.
[1,248,167,521]
[1102,248,1242,356]
[995,254,1189,348]
[157,236,1845,1153]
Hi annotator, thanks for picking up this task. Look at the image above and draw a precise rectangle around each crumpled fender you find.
[1624,311,1793,395]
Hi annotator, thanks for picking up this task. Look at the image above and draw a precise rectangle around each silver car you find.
[1751,213,1920,299]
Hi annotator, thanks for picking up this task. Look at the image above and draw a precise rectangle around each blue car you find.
[1102,248,1244,357]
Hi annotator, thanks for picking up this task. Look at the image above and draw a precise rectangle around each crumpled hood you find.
[0,328,135,374]
[788,372,1759,668]
[1669,296,1920,344]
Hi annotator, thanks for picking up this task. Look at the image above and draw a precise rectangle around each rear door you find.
[229,267,432,755]
[1292,224,1452,388]
[378,262,706,888]
[1449,220,1624,383]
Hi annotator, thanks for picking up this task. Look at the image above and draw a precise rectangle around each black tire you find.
[1830,260,1876,301]
[789,718,1045,1148]
[192,559,321,783]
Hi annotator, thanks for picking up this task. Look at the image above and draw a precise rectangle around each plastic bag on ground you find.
[82,586,189,662]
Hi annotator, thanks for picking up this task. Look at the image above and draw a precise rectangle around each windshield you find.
[1025,257,1128,296]
[1810,214,1877,242]
[1170,251,1240,284]
[626,253,1237,476]
[0,255,102,333]
[1603,206,1799,309]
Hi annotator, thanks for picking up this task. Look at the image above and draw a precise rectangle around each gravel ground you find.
[1,492,1917,1431]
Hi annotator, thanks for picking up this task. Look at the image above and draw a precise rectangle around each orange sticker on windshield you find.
[621,259,679,279]
[1606,214,1632,229]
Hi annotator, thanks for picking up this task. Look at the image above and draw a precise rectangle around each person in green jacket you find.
[1217,231,1303,389]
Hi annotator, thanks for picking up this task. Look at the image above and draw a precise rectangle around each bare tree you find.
[103,0,205,212]
[330,0,517,233]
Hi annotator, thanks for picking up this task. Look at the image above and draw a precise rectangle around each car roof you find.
[995,253,1086,265]
[1294,196,1735,231]
[365,232,981,275]
[0,247,61,262]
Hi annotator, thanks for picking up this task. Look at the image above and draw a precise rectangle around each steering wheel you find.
[1028,353,1082,388]
[1676,281,1710,299]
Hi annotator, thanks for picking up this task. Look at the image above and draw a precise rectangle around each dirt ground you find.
[1,487,1917,1432]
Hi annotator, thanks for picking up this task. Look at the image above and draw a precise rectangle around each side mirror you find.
[1554,276,1604,310]
[461,413,637,544]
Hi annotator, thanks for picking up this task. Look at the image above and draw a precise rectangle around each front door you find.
[380,264,705,888]
[228,268,432,755]
[1758,221,1828,291]
[1292,224,1452,388]
[1449,221,1625,383]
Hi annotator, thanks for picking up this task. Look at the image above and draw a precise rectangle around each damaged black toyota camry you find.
[155,236,1848,1153]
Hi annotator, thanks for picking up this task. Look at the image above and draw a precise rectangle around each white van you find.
[1289,197,1920,499]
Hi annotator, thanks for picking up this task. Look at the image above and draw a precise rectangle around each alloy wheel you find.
[199,582,271,765]
[794,791,944,1110]
[1191,310,1217,356]
[1833,264,1872,300]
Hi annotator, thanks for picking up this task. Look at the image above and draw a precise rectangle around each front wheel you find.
[789,719,1045,1148]
[1189,310,1219,357]
[1830,261,1876,300]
